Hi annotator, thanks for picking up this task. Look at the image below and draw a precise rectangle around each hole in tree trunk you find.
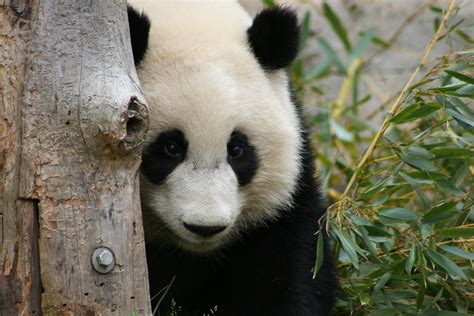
[123,96,148,150]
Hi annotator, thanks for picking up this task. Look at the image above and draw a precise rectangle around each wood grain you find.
[1,1,151,314]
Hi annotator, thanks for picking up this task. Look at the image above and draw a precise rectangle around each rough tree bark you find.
[0,0,151,314]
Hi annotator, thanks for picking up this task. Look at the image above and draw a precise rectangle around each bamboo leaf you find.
[373,271,392,292]
[429,83,466,92]
[312,231,325,279]
[431,312,472,316]
[334,228,359,270]
[350,28,375,61]
[445,106,474,128]
[405,243,416,275]
[425,249,467,280]
[455,83,474,97]
[304,57,333,80]
[449,96,474,117]
[390,102,441,124]
[299,11,311,52]
[379,208,420,221]
[371,36,389,48]
[322,3,352,52]
[431,148,473,158]
[363,225,393,237]
[330,118,354,142]
[434,178,465,196]
[422,201,457,224]
[400,147,437,171]
[317,37,347,74]
[444,70,474,84]
[437,227,474,238]
[261,0,276,7]
[440,245,474,260]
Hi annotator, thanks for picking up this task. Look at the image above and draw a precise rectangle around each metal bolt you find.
[97,250,113,267]
[91,247,115,274]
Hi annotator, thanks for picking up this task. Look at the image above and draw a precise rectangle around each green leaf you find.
[452,163,469,186]
[449,96,474,117]
[322,3,352,52]
[416,253,427,309]
[261,0,276,7]
[434,200,461,213]
[456,30,474,44]
[350,28,375,61]
[400,172,431,209]
[358,226,379,258]
[405,243,416,275]
[402,146,434,159]
[363,225,393,237]
[444,102,474,127]
[330,118,354,142]
[334,228,359,269]
[455,83,474,97]
[429,5,443,14]
[379,208,420,221]
[421,224,433,241]
[409,103,443,121]
[444,70,474,84]
[400,147,437,171]
[312,231,325,278]
[311,109,330,142]
[431,147,473,158]
[390,103,418,123]
[440,245,474,260]
[437,227,474,238]
[317,37,347,74]
[425,249,467,280]
[390,102,441,124]
[428,312,472,316]
[373,271,392,292]
[429,83,466,92]
[457,49,474,55]
[434,178,465,196]
[304,57,333,80]
[406,170,446,181]
[371,35,389,48]
[422,201,457,224]
[299,11,311,52]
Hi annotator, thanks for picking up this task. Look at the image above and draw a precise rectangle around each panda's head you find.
[128,1,301,253]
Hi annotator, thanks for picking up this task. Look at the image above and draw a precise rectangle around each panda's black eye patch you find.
[164,141,182,159]
[227,131,259,186]
[141,129,188,185]
[228,144,244,159]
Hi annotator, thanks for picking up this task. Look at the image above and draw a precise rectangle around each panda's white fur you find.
[128,1,337,314]
[133,0,302,252]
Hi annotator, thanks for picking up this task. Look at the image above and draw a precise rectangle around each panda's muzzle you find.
[183,222,227,237]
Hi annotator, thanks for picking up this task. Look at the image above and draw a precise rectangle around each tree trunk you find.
[0,0,151,314]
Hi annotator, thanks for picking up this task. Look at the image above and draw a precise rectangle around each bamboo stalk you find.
[338,0,458,200]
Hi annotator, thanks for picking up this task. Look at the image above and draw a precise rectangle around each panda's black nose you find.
[183,222,227,237]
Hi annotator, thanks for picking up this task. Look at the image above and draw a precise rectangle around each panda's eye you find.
[164,141,181,158]
[228,144,244,159]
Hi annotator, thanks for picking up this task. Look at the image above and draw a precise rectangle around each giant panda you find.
[127,1,336,315]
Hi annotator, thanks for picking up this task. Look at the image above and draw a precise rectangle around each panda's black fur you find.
[128,4,337,315]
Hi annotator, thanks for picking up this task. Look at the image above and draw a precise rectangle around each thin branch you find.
[337,0,458,201]
[364,0,436,68]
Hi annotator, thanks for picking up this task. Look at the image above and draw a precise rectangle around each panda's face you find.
[140,62,300,252]
[132,1,302,252]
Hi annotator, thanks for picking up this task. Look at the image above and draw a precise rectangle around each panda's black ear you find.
[127,5,151,66]
[247,6,300,70]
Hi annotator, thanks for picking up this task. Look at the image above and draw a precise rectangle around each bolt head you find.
[97,250,113,267]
